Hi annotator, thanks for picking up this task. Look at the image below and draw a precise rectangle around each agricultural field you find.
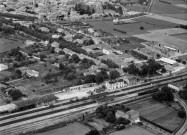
[151,0,187,15]
[88,16,177,38]
[171,33,187,41]
[36,122,90,135]
[0,34,26,53]
[127,98,183,132]
[134,28,187,51]
[110,126,155,135]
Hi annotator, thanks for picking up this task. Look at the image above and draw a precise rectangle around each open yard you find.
[127,98,183,132]
[36,122,90,135]
[0,34,26,53]
[110,126,155,135]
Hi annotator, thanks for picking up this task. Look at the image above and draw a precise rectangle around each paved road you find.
[174,94,187,135]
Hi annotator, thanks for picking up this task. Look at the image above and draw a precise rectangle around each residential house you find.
[53,63,60,68]
[52,34,61,39]
[39,27,50,33]
[84,65,101,76]
[25,40,35,46]
[126,110,139,123]
[115,110,129,119]
[88,28,94,33]
[40,40,49,46]
[55,48,62,53]
[106,79,128,91]
[51,41,60,48]
[103,49,112,55]
[92,37,101,44]
[125,77,139,86]
[115,68,124,76]
[26,69,39,77]
[64,34,73,41]
[0,64,8,71]
[57,28,64,33]
[73,39,84,44]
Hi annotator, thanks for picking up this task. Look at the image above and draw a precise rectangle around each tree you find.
[140,26,144,30]
[40,54,46,61]
[15,69,22,78]
[70,54,80,63]
[50,47,55,53]
[8,89,23,100]
[152,86,174,102]
[179,89,187,100]
[116,117,130,125]
[95,72,105,84]
[178,110,186,118]
[84,75,96,83]
[105,111,116,123]
[182,61,186,65]
[85,130,99,135]
[109,70,120,80]
[156,53,161,59]
[161,67,166,73]
[59,63,65,70]
[67,73,76,81]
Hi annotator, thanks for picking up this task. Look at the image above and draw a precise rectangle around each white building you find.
[168,84,180,92]
[103,49,111,55]
[88,28,94,33]
[0,64,8,71]
[51,41,59,48]
[52,34,61,39]
[159,57,177,65]
[106,79,127,90]
[26,69,39,77]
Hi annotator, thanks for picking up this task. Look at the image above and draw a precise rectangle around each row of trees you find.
[152,86,174,102]
[0,12,36,21]
[123,59,165,77]
[179,84,187,100]
[84,69,120,84]
[101,59,119,68]
[75,3,95,15]
[103,3,123,15]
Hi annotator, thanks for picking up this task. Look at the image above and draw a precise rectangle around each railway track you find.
[0,73,186,135]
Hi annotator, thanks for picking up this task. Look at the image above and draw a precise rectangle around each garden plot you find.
[127,98,183,132]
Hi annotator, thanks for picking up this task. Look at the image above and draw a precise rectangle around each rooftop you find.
[159,57,177,65]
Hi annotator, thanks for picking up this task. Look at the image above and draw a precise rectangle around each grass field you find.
[110,126,155,135]
[36,122,90,135]
[127,99,183,132]
[171,33,187,41]
[0,34,26,53]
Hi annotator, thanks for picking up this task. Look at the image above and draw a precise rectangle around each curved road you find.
[174,94,187,135]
